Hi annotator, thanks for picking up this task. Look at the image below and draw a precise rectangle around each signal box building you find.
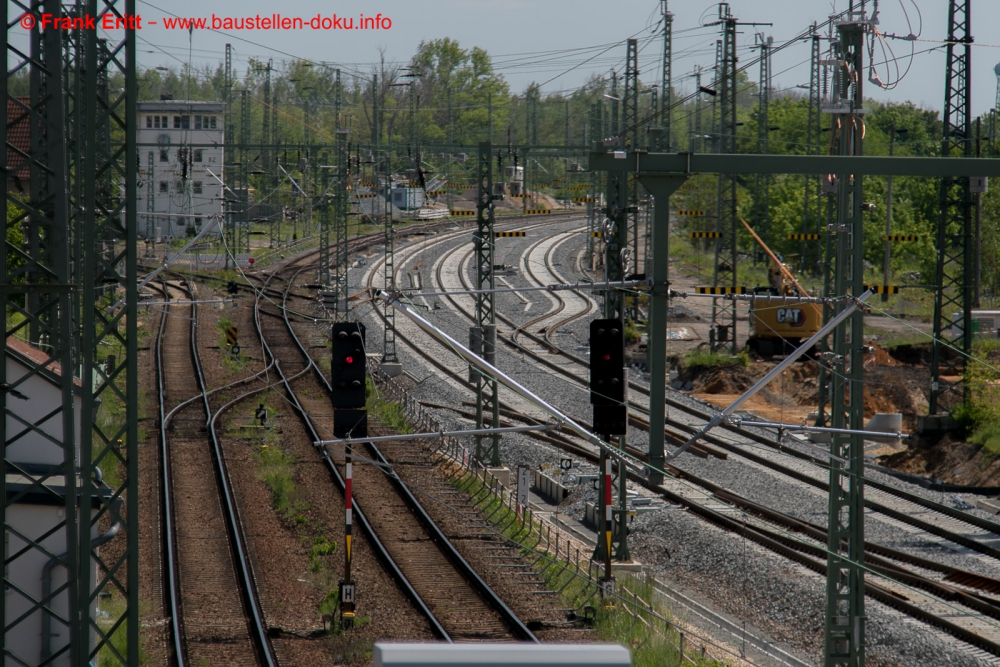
[137,100,225,240]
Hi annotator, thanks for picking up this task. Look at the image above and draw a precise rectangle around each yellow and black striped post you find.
[689,231,722,239]
[676,210,705,216]
[449,210,476,216]
[864,285,900,294]
[884,235,920,242]
[695,286,748,294]
[787,233,822,240]
[525,209,550,215]
[494,231,526,238]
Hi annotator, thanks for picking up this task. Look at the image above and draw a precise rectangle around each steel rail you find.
[252,268,453,642]
[156,281,278,667]
[188,299,279,667]
[272,264,538,642]
[366,231,1000,655]
[154,281,186,667]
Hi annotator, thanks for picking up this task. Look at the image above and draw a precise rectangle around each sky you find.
[71,0,1000,117]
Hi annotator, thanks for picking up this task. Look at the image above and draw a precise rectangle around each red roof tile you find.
[7,97,32,187]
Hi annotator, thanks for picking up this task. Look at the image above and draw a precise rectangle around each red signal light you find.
[346,356,354,364]
[602,354,611,361]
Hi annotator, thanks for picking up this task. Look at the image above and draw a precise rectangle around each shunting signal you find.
[495,231,526,238]
[696,286,748,295]
[689,232,721,239]
[865,285,900,294]
[788,233,822,240]
[885,235,920,242]
[225,325,239,355]
[573,197,595,203]
[449,210,476,216]
[525,209,550,215]
[676,210,704,216]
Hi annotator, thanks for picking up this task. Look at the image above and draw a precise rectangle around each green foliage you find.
[254,444,299,515]
[961,339,1000,446]
[682,350,750,371]
[365,378,413,434]
[456,471,726,666]
[623,319,639,344]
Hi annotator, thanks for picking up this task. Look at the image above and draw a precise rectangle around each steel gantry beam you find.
[381,152,398,365]
[659,0,673,151]
[930,0,974,416]
[5,1,139,665]
[334,134,350,319]
[711,3,738,352]
[590,140,1000,667]
[802,25,824,276]
[224,43,235,267]
[474,142,501,466]
[824,11,868,665]
[754,33,772,252]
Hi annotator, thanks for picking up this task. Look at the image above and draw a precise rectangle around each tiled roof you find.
[6,337,84,389]
[7,97,31,187]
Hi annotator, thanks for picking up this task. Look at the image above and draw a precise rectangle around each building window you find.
[161,115,168,128]
[194,149,203,163]
[195,116,202,130]
[181,115,189,129]
[193,181,203,194]
[209,116,217,129]
[173,116,180,129]
[159,181,168,193]
[146,116,152,128]
[159,149,169,162]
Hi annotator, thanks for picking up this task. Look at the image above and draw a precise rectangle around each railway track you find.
[155,281,277,667]
[355,218,1000,656]
[250,258,539,643]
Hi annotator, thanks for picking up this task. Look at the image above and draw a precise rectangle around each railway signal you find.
[331,322,367,438]
[255,404,267,427]
[589,319,627,435]
[227,280,239,295]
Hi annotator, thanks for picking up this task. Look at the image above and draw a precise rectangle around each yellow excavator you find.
[741,219,823,357]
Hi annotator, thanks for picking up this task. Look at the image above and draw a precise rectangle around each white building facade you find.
[137,100,224,240]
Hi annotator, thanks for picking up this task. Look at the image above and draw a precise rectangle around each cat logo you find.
[776,308,805,326]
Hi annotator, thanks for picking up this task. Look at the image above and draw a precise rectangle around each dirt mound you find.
[879,434,1000,486]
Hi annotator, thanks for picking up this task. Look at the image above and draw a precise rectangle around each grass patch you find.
[452,471,728,665]
[255,444,301,516]
[366,378,413,435]
[95,593,147,666]
[682,350,750,371]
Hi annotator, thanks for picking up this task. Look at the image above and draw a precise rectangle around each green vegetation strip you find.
[447,465,728,666]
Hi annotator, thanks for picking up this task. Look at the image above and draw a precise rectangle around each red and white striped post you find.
[602,452,615,603]
[341,443,356,628]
